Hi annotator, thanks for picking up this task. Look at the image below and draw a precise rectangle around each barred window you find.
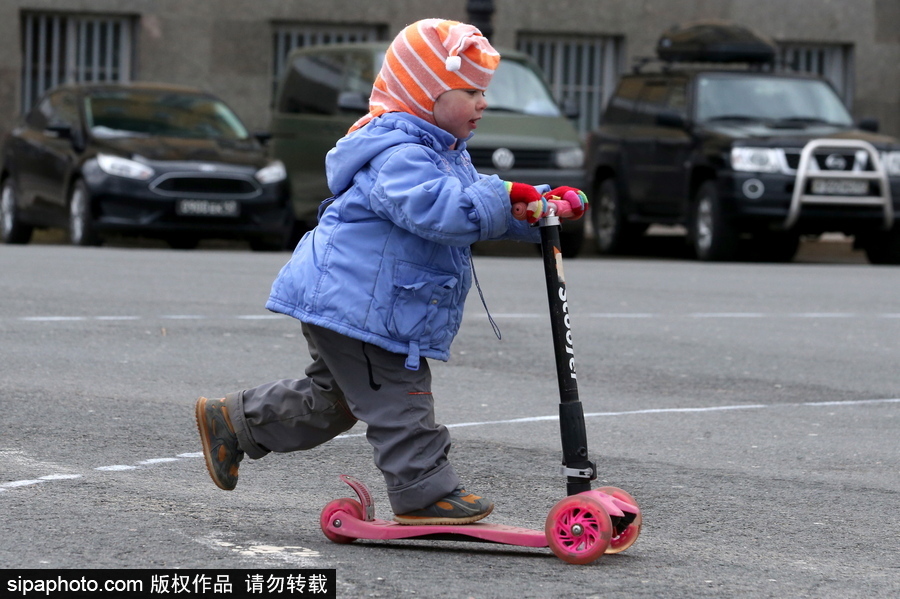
[518,35,624,135]
[20,12,134,112]
[271,23,386,97]
[777,43,854,109]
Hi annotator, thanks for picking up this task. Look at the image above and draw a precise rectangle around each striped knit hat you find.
[349,19,500,133]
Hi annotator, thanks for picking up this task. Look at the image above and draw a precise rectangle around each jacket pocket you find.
[388,261,459,345]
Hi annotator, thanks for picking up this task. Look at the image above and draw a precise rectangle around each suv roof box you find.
[656,21,776,64]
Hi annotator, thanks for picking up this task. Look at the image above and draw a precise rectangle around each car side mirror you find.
[561,98,580,120]
[337,91,369,114]
[656,110,686,129]
[858,118,879,133]
[47,123,86,152]
[46,123,72,138]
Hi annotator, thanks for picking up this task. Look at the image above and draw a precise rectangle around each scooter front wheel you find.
[597,486,642,554]
[545,494,612,565]
[320,498,364,544]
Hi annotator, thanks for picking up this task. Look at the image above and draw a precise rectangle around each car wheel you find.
[1,178,34,244]
[691,180,738,261]
[861,228,900,265]
[68,180,101,246]
[592,178,644,255]
[69,181,100,246]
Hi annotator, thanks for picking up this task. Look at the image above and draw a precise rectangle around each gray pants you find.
[224,322,460,514]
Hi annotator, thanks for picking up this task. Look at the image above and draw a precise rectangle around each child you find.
[195,18,586,525]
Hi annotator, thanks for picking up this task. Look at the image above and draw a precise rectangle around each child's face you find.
[433,89,488,141]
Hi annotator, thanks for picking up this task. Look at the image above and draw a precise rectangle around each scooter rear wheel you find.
[597,486,642,554]
[545,494,612,565]
[320,498,364,544]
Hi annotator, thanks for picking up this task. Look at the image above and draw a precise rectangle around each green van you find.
[269,42,586,256]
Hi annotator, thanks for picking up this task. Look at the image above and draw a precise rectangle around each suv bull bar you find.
[785,139,893,230]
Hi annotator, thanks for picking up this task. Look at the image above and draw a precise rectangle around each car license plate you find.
[176,199,240,217]
[810,179,869,196]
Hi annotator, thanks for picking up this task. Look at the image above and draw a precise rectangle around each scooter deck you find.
[326,512,549,547]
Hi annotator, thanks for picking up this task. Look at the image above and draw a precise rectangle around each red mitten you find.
[505,181,547,224]
[543,186,588,220]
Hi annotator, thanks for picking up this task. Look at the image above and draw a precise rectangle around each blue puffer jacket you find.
[266,113,539,370]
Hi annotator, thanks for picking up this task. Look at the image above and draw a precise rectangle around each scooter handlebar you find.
[510,200,575,221]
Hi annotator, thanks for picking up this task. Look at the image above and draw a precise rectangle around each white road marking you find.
[2,398,897,493]
[8,312,900,323]
[195,535,320,565]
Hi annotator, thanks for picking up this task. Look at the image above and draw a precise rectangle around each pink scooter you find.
[320,202,642,565]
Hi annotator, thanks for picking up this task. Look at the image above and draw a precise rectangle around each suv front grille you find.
[150,174,260,199]
[783,148,874,173]
[468,148,556,170]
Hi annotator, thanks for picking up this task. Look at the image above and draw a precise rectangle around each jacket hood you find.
[326,113,464,195]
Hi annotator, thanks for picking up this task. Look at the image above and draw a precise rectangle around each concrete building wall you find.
[2,0,899,137]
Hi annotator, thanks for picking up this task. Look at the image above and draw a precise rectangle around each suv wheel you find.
[592,178,645,254]
[1,178,34,244]
[691,180,738,261]
[69,180,100,246]
[860,228,900,265]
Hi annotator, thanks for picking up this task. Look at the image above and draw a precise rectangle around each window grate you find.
[777,43,854,109]
[271,23,386,97]
[517,34,623,135]
[21,12,134,112]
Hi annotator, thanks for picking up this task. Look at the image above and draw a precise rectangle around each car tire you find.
[691,180,739,261]
[1,178,34,244]
[592,178,645,255]
[861,228,900,265]
[68,180,101,246]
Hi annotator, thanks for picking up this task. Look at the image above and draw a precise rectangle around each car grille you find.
[468,148,556,169]
[150,174,261,199]
[783,148,874,172]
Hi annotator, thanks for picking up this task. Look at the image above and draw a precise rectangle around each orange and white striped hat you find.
[349,19,500,133]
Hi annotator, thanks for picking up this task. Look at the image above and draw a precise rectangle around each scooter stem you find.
[538,213,595,496]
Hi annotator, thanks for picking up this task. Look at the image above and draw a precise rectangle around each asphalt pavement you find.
[1,238,897,598]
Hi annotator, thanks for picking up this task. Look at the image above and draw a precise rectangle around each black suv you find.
[585,23,900,263]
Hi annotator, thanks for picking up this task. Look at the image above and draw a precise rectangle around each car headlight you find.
[880,151,900,176]
[554,147,584,169]
[255,160,287,184]
[731,147,782,173]
[96,154,154,180]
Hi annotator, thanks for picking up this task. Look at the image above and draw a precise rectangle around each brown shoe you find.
[195,397,244,490]
[393,487,494,525]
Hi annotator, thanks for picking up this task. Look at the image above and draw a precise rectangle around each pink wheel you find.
[545,494,612,565]
[597,486,642,554]
[320,498,364,544]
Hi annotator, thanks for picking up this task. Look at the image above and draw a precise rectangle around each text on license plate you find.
[176,199,240,217]
[810,179,870,196]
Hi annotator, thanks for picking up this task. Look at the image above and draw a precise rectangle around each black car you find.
[585,22,900,264]
[0,82,292,249]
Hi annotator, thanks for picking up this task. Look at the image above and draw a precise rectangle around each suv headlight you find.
[880,151,900,176]
[731,147,782,173]
[96,154,154,180]
[255,160,287,184]
[554,147,584,169]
